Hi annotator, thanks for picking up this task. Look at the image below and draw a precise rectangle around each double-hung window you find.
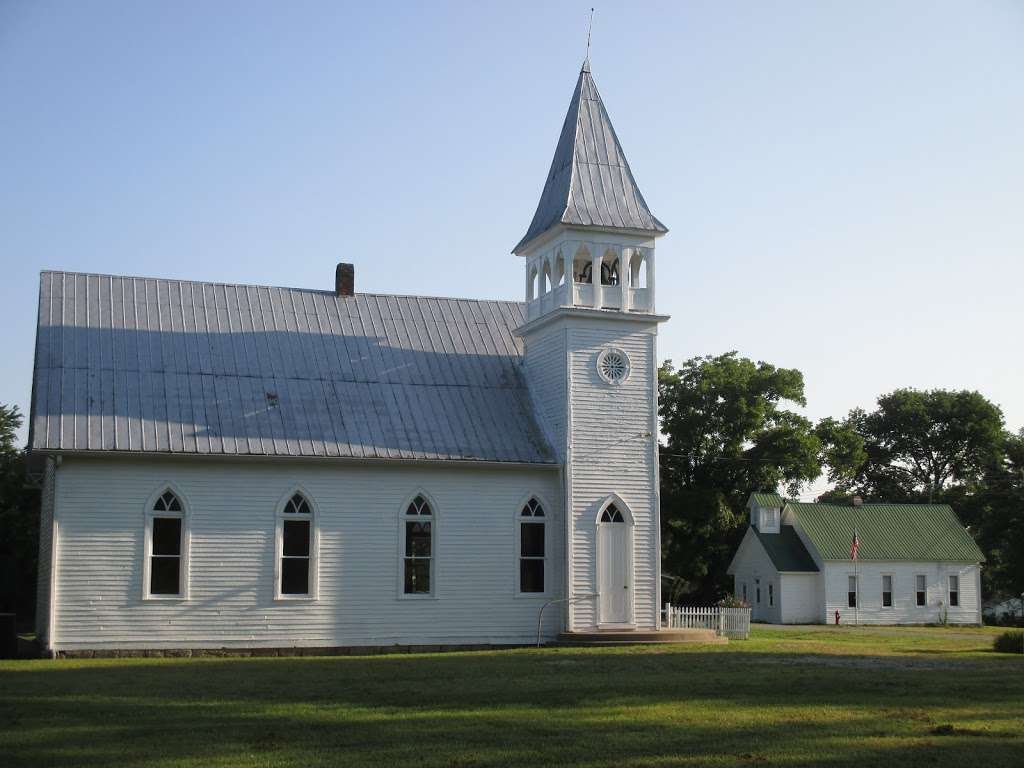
[882,575,893,608]
[403,495,433,595]
[276,492,316,599]
[847,575,858,608]
[519,498,545,594]
[916,574,926,606]
[768,583,774,607]
[948,575,959,607]
[145,489,187,599]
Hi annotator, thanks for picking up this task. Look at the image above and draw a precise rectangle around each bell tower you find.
[515,59,669,632]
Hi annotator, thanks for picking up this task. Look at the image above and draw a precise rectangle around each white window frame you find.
[514,494,552,598]
[273,488,319,602]
[881,574,894,609]
[142,485,190,601]
[847,574,858,608]
[398,490,437,600]
[761,507,780,532]
[915,573,927,607]
[948,574,960,608]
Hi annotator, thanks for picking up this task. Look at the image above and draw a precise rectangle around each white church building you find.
[728,493,984,625]
[29,59,670,654]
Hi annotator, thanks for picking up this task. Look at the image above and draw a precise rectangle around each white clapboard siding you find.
[521,313,661,632]
[567,320,659,630]
[780,573,819,624]
[730,528,783,624]
[822,561,982,625]
[47,457,563,650]
[522,327,568,459]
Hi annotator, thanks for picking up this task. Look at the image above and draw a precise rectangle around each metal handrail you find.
[536,593,600,647]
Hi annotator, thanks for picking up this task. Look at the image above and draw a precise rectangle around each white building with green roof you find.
[727,493,984,625]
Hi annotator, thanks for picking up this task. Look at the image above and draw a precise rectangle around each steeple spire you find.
[513,61,667,254]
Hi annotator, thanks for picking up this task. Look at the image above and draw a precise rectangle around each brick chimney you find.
[335,263,354,297]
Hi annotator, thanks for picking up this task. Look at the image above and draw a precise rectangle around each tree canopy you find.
[658,353,822,601]
[0,405,39,620]
[818,389,1006,502]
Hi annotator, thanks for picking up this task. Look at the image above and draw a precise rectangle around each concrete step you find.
[555,629,727,646]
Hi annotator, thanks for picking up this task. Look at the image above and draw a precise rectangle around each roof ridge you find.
[39,270,525,307]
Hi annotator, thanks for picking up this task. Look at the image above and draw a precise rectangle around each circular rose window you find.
[597,348,630,385]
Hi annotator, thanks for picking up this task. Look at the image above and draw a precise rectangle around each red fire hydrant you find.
[834,609,841,625]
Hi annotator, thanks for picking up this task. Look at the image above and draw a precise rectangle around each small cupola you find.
[515,59,667,322]
[749,492,783,534]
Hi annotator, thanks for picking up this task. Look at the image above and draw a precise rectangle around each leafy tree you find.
[0,405,39,623]
[819,389,1006,503]
[967,429,1024,598]
[818,389,1018,597]
[659,353,822,601]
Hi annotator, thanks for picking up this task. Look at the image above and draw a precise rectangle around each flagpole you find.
[854,526,859,627]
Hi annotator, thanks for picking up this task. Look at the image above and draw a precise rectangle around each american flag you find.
[850,530,860,561]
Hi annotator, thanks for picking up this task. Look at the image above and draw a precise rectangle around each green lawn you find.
[1,626,1021,767]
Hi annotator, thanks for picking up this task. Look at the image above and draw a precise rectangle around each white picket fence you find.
[663,604,751,640]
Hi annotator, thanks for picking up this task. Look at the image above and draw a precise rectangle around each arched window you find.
[276,491,317,599]
[528,265,539,301]
[402,494,434,595]
[600,251,620,286]
[518,498,546,594]
[553,254,566,286]
[629,250,648,289]
[600,503,625,523]
[144,488,188,599]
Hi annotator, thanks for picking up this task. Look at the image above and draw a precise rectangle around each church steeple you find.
[516,61,667,322]
[513,60,667,255]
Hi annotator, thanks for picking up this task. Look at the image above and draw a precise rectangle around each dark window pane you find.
[150,556,180,595]
[404,558,430,593]
[281,557,309,595]
[407,496,430,516]
[283,520,310,557]
[848,592,857,608]
[950,591,959,607]
[406,521,431,557]
[883,592,892,607]
[917,591,926,606]
[152,518,181,556]
[521,523,544,557]
[287,494,310,515]
[520,559,544,593]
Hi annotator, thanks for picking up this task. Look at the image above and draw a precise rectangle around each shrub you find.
[993,631,1024,654]
[717,595,748,609]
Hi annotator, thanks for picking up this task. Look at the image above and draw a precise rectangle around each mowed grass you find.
[1,626,1021,767]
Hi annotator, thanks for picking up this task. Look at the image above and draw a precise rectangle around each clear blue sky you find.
[3,1,1023,455]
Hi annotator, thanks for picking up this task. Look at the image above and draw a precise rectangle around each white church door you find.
[597,502,633,626]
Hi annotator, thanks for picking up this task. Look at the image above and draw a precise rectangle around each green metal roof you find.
[752,527,819,572]
[750,492,785,507]
[788,503,985,563]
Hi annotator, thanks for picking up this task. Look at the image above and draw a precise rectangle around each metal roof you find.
[29,271,556,465]
[513,60,667,253]
[752,527,819,573]
[788,502,985,563]
[749,492,786,508]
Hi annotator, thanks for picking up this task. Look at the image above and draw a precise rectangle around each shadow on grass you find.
[1,648,1022,768]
